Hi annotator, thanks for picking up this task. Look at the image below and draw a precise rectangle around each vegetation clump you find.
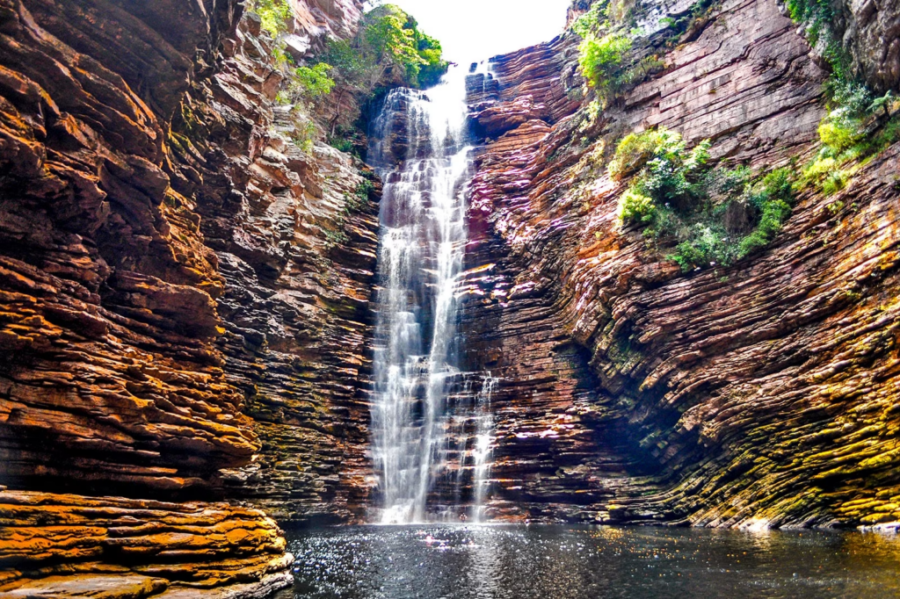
[246,1,448,154]
[250,0,293,37]
[801,80,898,196]
[571,1,644,107]
[781,0,899,196]
[611,128,796,271]
[313,4,448,143]
[292,63,336,100]
[578,33,634,106]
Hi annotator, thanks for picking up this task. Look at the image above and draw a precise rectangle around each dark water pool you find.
[269,524,900,599]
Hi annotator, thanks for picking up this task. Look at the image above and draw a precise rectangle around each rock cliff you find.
[0,0,375,594]
[461,0,900,528]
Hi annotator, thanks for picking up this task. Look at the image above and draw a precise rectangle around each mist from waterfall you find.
[369,66,478,524]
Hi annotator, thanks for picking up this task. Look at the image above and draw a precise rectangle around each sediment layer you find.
[461,0,900,527]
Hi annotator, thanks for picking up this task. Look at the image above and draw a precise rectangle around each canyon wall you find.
[0,0,898,592]
[463,0,900,528]
[0,0,375,594]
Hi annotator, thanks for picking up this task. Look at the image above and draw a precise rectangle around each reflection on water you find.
[271,525,900,599]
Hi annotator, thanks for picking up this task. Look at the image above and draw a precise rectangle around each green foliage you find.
[784,0,851,80]
[671,223,735,272]
[737,198,792,258]
[619,189,657,224]
[301,3,448,141]
[345,178,375,212]
[572,2,607,38]
[328,137,355,153]
[579,32,633,105]
[801,80,899,195]
[615,129,711,226]
[612,128,797,271]
[290,119,318,153]
[294,63,335,99]
[785,0,900,199]
[352,4,448,89]
[326,176,375,249]
[248,0,293,37]
[609,129,682,181]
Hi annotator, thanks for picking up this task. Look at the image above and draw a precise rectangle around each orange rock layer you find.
[0,489,292,597]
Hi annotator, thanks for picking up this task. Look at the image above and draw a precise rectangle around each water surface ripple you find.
[272,525,900,598]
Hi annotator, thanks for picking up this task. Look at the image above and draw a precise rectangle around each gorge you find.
[0,0,899,596]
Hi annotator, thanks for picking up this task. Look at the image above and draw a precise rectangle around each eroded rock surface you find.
[167,7,378,524]
[831,0,900,93]
[0,490,292,597]
[461,0,900,527]
[0,0,373,593]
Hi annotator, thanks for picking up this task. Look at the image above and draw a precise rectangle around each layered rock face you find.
[462,0,900,527]
[0,490,292,598]
[168,10,378,525]
[0,0,375,593]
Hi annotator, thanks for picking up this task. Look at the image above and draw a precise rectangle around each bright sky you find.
[368,0,573,64]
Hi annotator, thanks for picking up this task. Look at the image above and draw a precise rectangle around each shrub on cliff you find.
[784,0,900,197]
[800,80,898,196]
[360,5,448,88]
[579,32,633,106]
[612,128,796,271]
[249,0,293,37]
[259,1,448,152]
[293,63,336,99]
[312,4,448,141]
[608,129,681,181]
[614,129,710,227]
[318,4,448,93]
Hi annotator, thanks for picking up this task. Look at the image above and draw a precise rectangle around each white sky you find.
[370,0,573,64]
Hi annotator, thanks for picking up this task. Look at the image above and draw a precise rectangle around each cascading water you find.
[471,373,498,523]
[369,66,476,524]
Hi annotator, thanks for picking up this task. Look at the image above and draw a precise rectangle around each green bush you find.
[294,63,335,99]
[611,129,797,271]
[328,137,355,153]
[786,0,899,196]
[572,2,606,38]
[619,189,657,225]
[800,80,898,195]
[608,129,681,181]
[357,4,448,89]
[579,32,633,105]
[737,198,791,258]
[670,224,735,271]
[613,128,711,227]
[249,0,293,37]
[291,119,318,153]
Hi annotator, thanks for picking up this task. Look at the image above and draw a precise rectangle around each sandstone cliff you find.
[461,0,900,528]
[0,0,376,594]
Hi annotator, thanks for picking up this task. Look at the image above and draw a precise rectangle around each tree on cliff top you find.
[323,4,448,91]
[314,4,449,138]
[249,0,448,149]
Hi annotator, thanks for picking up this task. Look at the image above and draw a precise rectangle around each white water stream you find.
[370,66,479,524]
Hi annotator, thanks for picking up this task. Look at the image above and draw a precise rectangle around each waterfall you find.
[471,373,498,523]
[369,66,474,524]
